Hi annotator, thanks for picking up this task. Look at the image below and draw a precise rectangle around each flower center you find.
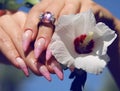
[74,32,94,54]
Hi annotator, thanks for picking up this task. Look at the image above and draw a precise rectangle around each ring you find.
[39,12,56,25]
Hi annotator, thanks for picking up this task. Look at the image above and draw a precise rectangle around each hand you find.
[0,11,29,76]
[22,0,81,78]
[0,11,63,81]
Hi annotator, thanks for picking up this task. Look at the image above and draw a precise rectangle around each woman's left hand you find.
[0,10,63,81]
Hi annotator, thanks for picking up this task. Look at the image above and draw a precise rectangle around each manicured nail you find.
[39,66,51,81]
[22,30,32,51]
[53,66,64,80]
[34,38,45,58]
[46,49,52,61]
[51,63,64,80]
[16,57,29,77]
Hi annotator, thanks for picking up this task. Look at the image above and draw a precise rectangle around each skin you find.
[0,0,120,85]
[0,10,63,81]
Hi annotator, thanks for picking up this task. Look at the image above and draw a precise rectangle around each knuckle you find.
[0,15,11,25]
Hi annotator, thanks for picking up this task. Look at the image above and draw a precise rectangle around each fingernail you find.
[54,67,64,80]
[22,30,32,51]
[51,63,64,80]
[39,66,51,81]
[34,38,45,58]
[16,57,29,77]
[46,49,52,61]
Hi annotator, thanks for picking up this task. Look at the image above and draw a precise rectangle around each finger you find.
[0,27,29,76]
[22,0,53,52]
[60,0,80,15]
[46,57,64,80]
[24,50,51,81]
[0,27,19,67]
[0,15,29,76]
[13,12,51,79]
[34,0,65,59]
[39,64,52,81]
[79,0,98,14]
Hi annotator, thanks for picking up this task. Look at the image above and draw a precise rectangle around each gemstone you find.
[41,12,54,24]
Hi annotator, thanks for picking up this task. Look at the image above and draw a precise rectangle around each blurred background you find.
[0,0,120,91]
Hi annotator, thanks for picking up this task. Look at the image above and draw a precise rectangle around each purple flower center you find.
[74,34,94,54]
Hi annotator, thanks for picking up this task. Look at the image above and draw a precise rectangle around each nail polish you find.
[46,49,52,61]
[51,63,64,80]
[22,30,32,51]
[34,38,45,58]
[39,66,51,81]
[16,57,29,77]
[53,66,64,80]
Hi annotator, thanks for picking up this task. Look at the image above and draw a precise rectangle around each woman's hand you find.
[22,0,81,79]
[0,11,63,81]
[0,11,29,76]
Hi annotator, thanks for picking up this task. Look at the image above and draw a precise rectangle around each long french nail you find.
[39,66,51,81]
[22,30,32,51]
[53,66,64,80]
[46,49,52,61]
[34,38,45,58]
[51,63,64,80]
[16,57,29,77]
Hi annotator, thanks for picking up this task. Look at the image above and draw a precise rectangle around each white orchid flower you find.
[48,10,117,74]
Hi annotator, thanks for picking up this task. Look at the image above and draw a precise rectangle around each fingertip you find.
[16,57,29,77]
[34,38,46,59]
[39,65,52,81]
[53,66,64,80]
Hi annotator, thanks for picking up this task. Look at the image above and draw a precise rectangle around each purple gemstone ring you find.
[39,12,56,25]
